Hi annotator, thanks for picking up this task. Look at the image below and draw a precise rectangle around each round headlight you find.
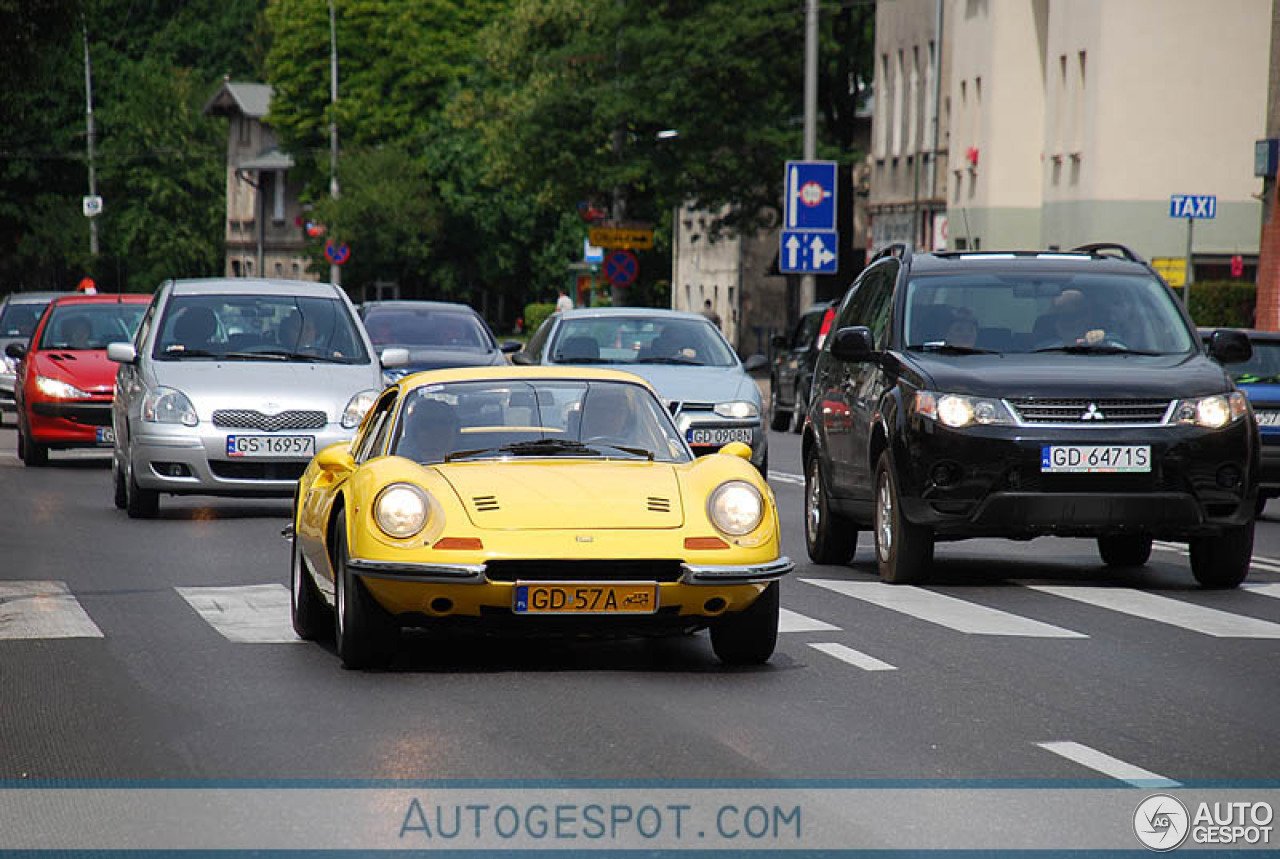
[707,480,765,536]
[373,483,430,539]
[713,400,760,419]
[1197,395,1231,429]
[936,395,974,428]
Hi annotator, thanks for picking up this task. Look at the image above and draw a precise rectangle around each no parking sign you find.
[603,250,638,287]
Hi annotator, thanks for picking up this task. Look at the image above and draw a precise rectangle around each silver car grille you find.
[212,409,327,432]
[1007,398,1172,425]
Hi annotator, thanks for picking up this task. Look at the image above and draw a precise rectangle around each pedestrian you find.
[556,290,574,314]
[701,299,722,330]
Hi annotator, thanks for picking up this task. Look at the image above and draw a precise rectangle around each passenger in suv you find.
[802,243,1257,588]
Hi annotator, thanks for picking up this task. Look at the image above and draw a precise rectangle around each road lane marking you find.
[1154,540,1280,573]
[176,584,301,644]
[769,472,804,487]
[0,581,103,639]
[778,608,840,633]
[1036,741,1179,787]
[809,642,896,671]
[1027,585,1280,638]
[1243,583,1280,600]
[801,579,1088,638]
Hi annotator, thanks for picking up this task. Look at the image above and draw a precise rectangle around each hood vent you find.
[647,496,671,513]
[473,495,499,512]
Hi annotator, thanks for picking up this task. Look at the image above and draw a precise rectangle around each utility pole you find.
[799,0,819,311]
[328,0,341,287]
[82,22,99,258]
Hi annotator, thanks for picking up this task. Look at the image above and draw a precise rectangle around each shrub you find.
[1170,280,1256,329]
[523,302,556,336]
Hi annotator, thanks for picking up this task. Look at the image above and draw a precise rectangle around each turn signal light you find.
[433,537,484,550]
[684,536,730,550]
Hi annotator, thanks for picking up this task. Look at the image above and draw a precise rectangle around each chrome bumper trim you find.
[347,557,487,584]
[679,556,794,584]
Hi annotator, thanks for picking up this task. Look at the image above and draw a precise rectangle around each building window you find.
[908,46,920,155]
[892,50,905,157]
[275,262,284,276]
[273,171,286,223]
[231,260,242,277]
[238,117,250,146]
[875,53,890,158]
[924,41,937,160]
[1074,50,1087,154]
[292,262,301,278]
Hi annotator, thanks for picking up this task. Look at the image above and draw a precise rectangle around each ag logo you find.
[1134,794,1189,851]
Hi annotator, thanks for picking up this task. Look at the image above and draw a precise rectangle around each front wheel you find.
[291,525,332,641]
[873,452,933,584]
[790,383,807,434]
[710,582,779,665]
[112,456,127,509]
[768,385,790,432]
[19,423,47,467]
[804,453,856,564]
[124,456,159,519]
[1189,521,1253,589]
[333,510,398,668]
[1097,535,1152,567]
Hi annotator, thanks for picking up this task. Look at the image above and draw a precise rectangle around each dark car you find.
[358,300,520,384]
[802,243,1257,589]
[1201,328,1280,513]
[769,299,837,433]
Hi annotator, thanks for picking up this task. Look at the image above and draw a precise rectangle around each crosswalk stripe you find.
[808,642,896,671]
[1243,583,1280,600]
[769,473,805,487]
[1036,741,1179,787]
[1027,585,1280,638]
[176,584,302,644]
[801,579,1088,638]
[0,581,103,640]
[779,608,840,633]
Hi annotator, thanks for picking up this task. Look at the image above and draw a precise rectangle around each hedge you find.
[523,302,556,336]
[1169,280,1256,328]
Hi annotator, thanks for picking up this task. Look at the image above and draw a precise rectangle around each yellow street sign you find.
[589,226,654,250]
[1151,256,1187,287]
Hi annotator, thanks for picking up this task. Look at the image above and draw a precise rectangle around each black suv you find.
[769,299,837,433]
[802,243,1258,588]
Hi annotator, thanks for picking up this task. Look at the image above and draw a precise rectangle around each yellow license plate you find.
[513,582,659,615]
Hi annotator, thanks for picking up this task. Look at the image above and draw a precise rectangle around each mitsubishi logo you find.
[1081,402,1105,421]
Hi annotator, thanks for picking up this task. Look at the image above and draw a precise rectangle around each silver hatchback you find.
[108,278,406,518]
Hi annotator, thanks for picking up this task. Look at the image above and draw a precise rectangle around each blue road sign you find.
[1169,195,1216,219]
[780,230,839,274]
[784,160,838,231]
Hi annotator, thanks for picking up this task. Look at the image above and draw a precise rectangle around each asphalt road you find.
[1,420,1278,785]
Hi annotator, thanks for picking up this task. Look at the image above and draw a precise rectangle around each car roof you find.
[556,307,709,322]
[905,251,1155,276]
[1,291,67,304]
[361,300,480,314]
[46,294,151,306]
[169,278,344,298]
[395,365,658,393]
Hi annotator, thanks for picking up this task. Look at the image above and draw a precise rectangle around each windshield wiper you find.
[499,438,603,457]
[219,351,288,361]
[445,447,503,462]
[1032,344,1161,355]
[585,443,654,460]
[161,347,218,359]
[907,342,1000,355]
[634,355,704,365]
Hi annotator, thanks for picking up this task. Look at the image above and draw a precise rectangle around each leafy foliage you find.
[1173,281,1257,328]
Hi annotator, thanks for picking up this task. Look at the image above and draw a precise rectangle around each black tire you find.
[710,581,779,665]
[124,456,159,519]
[790,383,807,434]
[768,384,790,432]
[112,456,127,510]
[1189,521,1254,589]
[291,525,332,641]
[873,452,934,584]
[1097,535,1153,567]
[19,423,47,467]
[333,510,397,668]
[804,452,857,564]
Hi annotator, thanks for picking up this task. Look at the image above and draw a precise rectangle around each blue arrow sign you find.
[780,230,839,274]
[784,160,838,231]
[1169,195,1216,219]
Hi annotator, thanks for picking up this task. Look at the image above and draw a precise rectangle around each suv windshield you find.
[550,316,738,366]
[38,303,146,350]
[902,272,1195,355]
[362,307,494,352]
[153,294,369,363]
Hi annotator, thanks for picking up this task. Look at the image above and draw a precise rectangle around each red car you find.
[7,294,149,466]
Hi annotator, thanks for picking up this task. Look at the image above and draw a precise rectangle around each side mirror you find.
[742,354,768,373]
[718,441,753,461]
[829,326,875,362]
[770,335,788,351]
[1208,328,1252,364]
[500,340,522,354]
[106,342,136,364]
[5,342,27,361]
[379,347,410,368]
[313,443,355,475]
[510,350,532,365]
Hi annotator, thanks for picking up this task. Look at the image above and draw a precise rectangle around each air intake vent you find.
[473,495,499,512]
[213,409,327,432]
[647,496,671,513]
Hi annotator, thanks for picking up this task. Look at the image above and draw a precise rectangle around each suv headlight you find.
[915,391,1015,428]
[342,389,378,429]
[707,480,765,536]
[374,483,430,538]
[1175,392,1248,429]
[36,375,92,399]
[714,400,759,420]
[141,387,198,426]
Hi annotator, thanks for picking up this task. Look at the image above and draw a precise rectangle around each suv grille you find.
[212,409,327,432]
[485,560,684,583]
[1007,398,1171,425]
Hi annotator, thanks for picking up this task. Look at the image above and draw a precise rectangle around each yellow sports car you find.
[289,367,792,668]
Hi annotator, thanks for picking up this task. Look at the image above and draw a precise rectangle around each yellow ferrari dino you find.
[289,366,792,668]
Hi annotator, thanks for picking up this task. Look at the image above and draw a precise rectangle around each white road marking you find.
[801,579,1088,638]
[176,584,301,644]
[808,642,896,671]
[1154,540,1280,573]
[1036,741,1179,787]
[1242,583,1280,600]
[0,581,103,640]
[769,472,804,487]
[778,608,840,633]
[1027,585,1280,638]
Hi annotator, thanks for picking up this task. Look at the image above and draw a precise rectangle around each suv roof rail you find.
[871,242,913,266]
[1069,242,1146,264]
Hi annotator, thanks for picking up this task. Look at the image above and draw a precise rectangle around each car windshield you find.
[153,294,369,363]
[549,316,738,366]
[392,379,692,464]
[1,301,52,339]
[37,303,146,350]
[1222,339,1280,383]
[902,271,1195,355]
[362,307,494,352]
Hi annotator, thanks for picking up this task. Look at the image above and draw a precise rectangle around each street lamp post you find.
[328,0,341,287]
[82,22,98,258]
